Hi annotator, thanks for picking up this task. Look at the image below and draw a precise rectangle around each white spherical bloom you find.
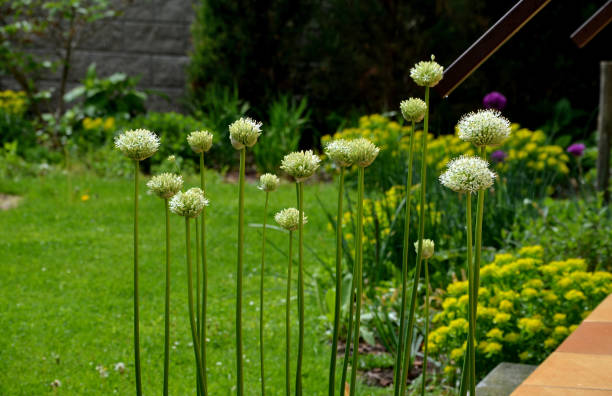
[50,379,61,388]
[348,138,380,167]
[410,55,444,87]
[274,207,307,231]
[187,130,213,153]
[280,150,321,181]
[169,187,209,218]
[114,129,160,160]
[147,173,183,199]
[325,139,353,167]
[400,98,427,122]
[229,117,262,149]
[414,239,435,259]
[458,109,511,147]
[439,155,496,193]
[258,173,280,192]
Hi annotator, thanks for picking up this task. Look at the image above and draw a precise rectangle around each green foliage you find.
[253,95,309,173]
[64,64,147,119]
[188,1,606,134]
[506,196,612,271]
[0,141,52,179]
[429,246,612,379]
[0,0,128,114]
[0,103,36,154]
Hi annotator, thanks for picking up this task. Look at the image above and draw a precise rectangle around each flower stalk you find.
[199,151,208,396]
[169,187,208,394]
[324,139,353,396]
[348,166,365,396]
[286,231,293,396]
[115,128,159,396]
[394,97,425,391]
[133,160,142,396]
[259,191,269,396]
[399,87,431,396]
[275,208,302,396]
[236,147,246,396]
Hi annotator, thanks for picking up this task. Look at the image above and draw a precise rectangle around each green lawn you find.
[0,170,392,395]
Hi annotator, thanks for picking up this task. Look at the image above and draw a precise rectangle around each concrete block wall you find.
[1,0,197,112]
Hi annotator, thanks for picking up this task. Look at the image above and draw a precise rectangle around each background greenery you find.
[188,0,610,139]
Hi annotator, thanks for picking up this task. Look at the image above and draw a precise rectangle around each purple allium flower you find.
[567,143,585,157]
[483,91,507,111]
[491,150,507,163]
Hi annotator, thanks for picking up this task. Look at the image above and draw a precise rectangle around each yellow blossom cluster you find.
[0,90,27,115]
[334,184,441,260]
[83,117,116,131]
[429,245,612,377]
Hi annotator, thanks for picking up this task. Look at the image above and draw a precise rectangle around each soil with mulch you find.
[0,194,22,210]
[337,339,430,388]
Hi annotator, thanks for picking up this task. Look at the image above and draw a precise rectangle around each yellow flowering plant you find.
[428,246,612,380]
[322,114,570,197]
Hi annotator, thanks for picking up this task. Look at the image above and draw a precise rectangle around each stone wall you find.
[0,0,196,112]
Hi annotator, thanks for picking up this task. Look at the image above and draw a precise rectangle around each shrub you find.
[506,196,612,271]
[64,64,147,119]
[429,246,612,379]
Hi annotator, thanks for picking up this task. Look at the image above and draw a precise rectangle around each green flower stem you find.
[420,259,430,396]
[328,168,345,396]
[163,199,171,396]
[460,147,488,396]
[236,148,246,396]
[195,216,201,338]
[286,231,294,396]
[260,191,270,396]
[399,86,430,396]
[393,120,417,394]
[349,166,365,396]
[466,193,476,396]
[64,142,72,203]
[133,160,142,396]
[340,275,356,393]
[195,217,201,396]
[200,152,208,395]
[296,181,305,396]
[185,219,206,393]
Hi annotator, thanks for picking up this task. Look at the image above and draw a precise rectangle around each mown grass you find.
[0,169,395,395]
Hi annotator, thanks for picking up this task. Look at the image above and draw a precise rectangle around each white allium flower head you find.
[147,173,183,199]
[410,55,444,87]
[348,138,380,167]
[114,129,160,161]
[414,239,435,259]
[274,207,307,231]
[400,98,427,122]
[229,117,262,149]
[439,155,496,193]
[325,139,353,167]
[280,150,321,181]
[169,187,209,218]
[457,109,511,147]
[187,130,213,153]
[50,379,62,388]
[258,173,280,192]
